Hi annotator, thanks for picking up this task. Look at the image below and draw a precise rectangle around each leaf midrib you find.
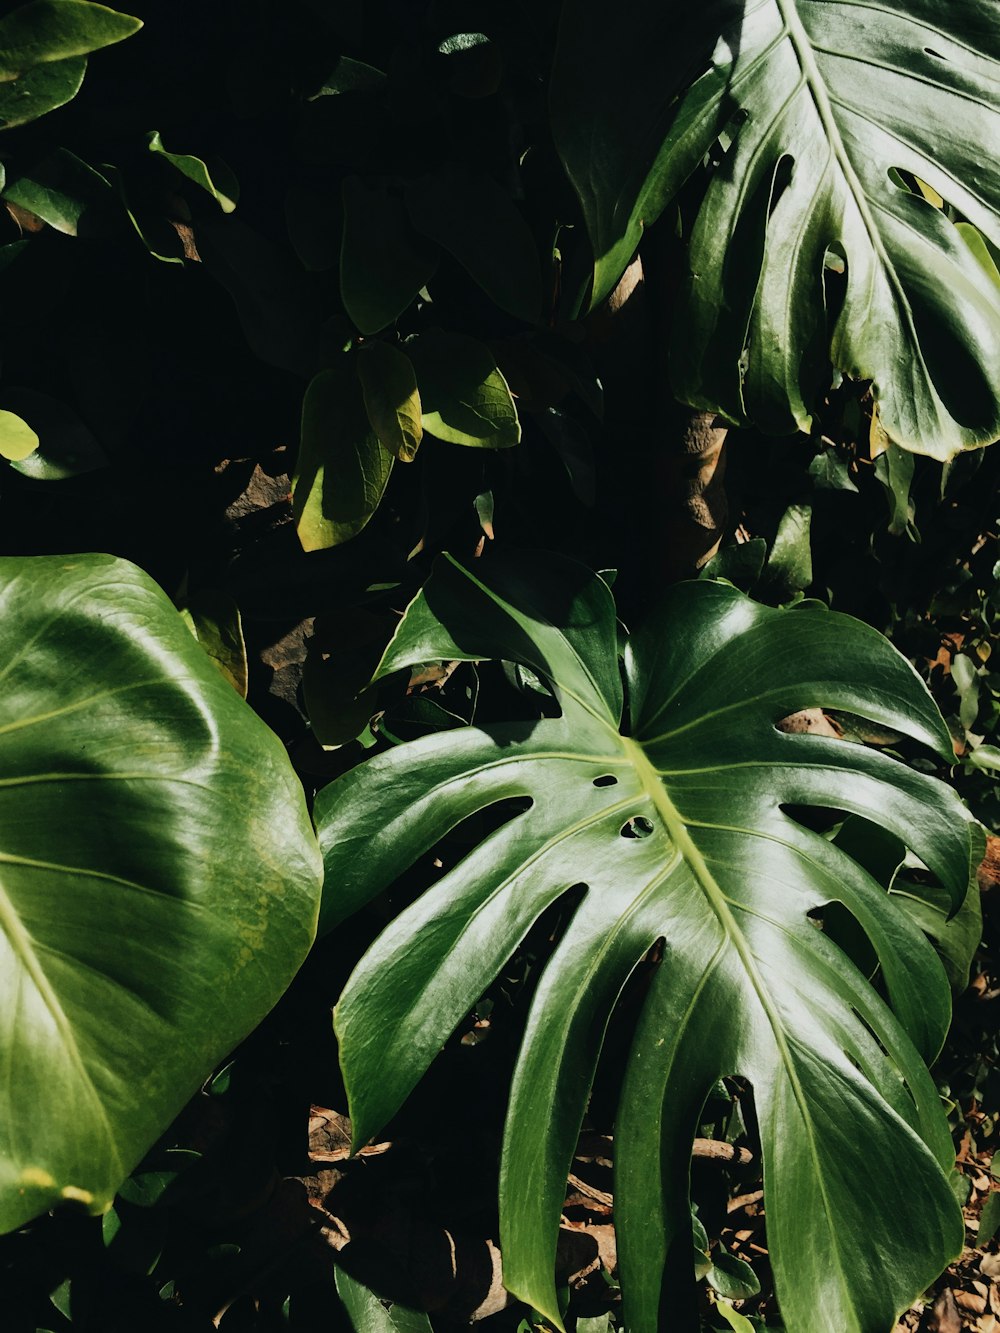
[0,871,124,1181]
[622,735,857,1319]
[774,0,927,386]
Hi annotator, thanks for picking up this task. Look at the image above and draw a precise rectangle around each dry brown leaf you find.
[931,1288,962,1333]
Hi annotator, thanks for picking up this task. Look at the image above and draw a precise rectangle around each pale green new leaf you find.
[551,0,1000,458]
[0,410,38,461]
[316,552,971,1333]
[0,555,321,1232]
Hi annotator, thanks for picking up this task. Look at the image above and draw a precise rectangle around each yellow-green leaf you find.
[0,410,39,461]
[292,360,395,551]
[358,341,422,462]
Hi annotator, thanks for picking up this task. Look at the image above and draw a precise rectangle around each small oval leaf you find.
[358,341,422,463]
[0,409,39,461]
[407,330,520,448]
[293,359,395,551]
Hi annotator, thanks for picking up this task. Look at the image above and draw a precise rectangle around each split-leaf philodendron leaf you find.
[315,552,973,1333]
[0,555,322,1232]
[551,0,1000,459]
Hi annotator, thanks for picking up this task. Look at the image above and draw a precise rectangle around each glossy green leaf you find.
[551,0,1000,458]
[2,388,108,479]
[0,54,85,128]
[178,589,249,698]
[293,360,395,551]
[406,170,542,323]
[335,1269,433,1333]
[316,552,970,1333]
[763,503,812,599]
[714,1302,756,1333]
[890,822,985,993]
[706,1252,760,1302]
[340,178,437,335]
[407,330,520,448]
[358,341,423,463]
[957,222,1000,293]
[874,442,918,539]
[0,410,38,461]
[0,554,321,1232]
[0,1,140,79]
[2,149,115,236]
[147,132,238,213]
[807,449,858,493]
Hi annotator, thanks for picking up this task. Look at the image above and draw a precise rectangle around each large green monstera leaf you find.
[316,553,975,1332]
[0,555,322,1230]
[551,0,1000,458]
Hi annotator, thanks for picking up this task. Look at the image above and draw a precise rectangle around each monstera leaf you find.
[0,555,322,1231]
[316,552,973,1332]
[551,0,1000,458]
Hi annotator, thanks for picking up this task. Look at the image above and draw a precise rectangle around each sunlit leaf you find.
[358,341,422,463]
[147,132,239,213]
[0,409,39,461]
[0,554,321,1232]
[551,0,1000,458]
[407,330,519,448]
[316,552,969,1332]
[293,360,395,551]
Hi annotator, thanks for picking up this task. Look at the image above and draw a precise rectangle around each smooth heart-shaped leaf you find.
[551,0,1000,458]
[0,554,322,1232]
[293,359,395,551]
[316,551,971,1333]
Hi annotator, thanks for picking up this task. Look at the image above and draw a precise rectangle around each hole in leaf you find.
[767,154,794,218]
[925,46,946,60]
[620,815,654,840]
[593,774,618,788]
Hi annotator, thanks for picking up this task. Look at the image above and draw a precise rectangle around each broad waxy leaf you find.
[0,1,140,129]
[316,553,971,1333]
[0,554,322,1231]
[293,360,395,551]
[0,54,85,128]
[407,330,520,448]
[551,0,1000,458]
[358,341,423,463]
[2,149,116,236]
[0,1,140,78]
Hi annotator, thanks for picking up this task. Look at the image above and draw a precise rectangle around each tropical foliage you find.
[0,2,997,1331]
